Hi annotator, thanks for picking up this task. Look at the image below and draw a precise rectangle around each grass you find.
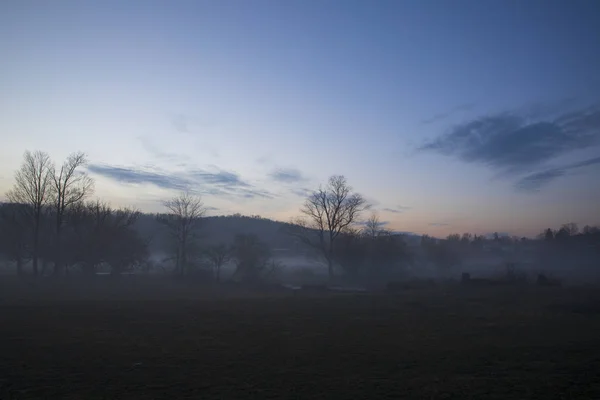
[1,277,600,399]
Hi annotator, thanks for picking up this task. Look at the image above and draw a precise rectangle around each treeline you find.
[0,152,415,284]
[0,200,147,276]
[0,151,284,283]
[1,150,598,284]
[417,224,600,279]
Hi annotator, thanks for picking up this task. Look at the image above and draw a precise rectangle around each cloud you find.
[138,135,219,164]
[269,168,308,184]
[515,155,600,192]
[204,206,220,215]
[429,223,450,227]
[421,103,475,125]
[383,206,411,214]
[87,164,275,199]
[364,196,380,208]
[87,165,189,191]
[290,187,312,198]
[514,169,566,192]
[189,169,250,187]
[419,103,600,188]
[137,136,190,165]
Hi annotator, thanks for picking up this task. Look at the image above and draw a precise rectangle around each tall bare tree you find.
[50,151,94,275]
[6,151,54,276]
[287,175,369,280]
[158,192,206,277]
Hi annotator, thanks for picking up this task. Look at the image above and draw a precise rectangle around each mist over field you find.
[2,0,600,398]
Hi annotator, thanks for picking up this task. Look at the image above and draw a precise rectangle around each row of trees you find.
[4,149,596,283]
[0,151,411,283]
[155,191,279,283]
[0,150,149,276]
[154,174,411,283]
[416,223,600,275]
[0,151,300,282]
[1,151,95,276]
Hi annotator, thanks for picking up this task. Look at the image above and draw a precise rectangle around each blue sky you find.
[1,0,599,237]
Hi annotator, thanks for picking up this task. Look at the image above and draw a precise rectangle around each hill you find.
[134,213,302,253]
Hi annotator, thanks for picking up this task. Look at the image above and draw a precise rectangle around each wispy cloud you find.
[419,103,600,190]
[138,135,218,164]
[514,169,566,192]
[137,136,191,165]
[268,168,308,184]
[383,206,411,214]
[421,103,475,125]
[87,164,275,199]
[364,196,380,208]
[87,165,189,191]
[290,187,312,198]
[515,156,600,192]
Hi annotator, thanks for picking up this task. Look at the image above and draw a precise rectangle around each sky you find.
[1,0,599,238]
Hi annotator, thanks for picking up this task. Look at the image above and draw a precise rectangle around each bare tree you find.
[6,151,54,276]
[287,175,369,281]
[205,244,231,282]
[158,192,206,277]
[50,151,94,275]
[231,233,274,283]
[561,222,579,236]
[362,211,386,239]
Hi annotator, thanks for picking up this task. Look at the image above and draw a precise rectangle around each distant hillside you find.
[135,213,422,254]
[134,213,302,253]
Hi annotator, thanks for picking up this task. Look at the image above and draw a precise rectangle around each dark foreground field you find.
[1,279,600,399]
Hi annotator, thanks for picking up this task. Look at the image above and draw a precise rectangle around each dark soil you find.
[1,278,600,399]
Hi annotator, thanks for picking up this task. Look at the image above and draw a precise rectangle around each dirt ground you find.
[1,278,600,399]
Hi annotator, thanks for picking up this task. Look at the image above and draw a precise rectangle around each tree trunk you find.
[181,243,187,277]
[327,244,335,282]
[180,230,187,277]
[53,226,63,276]
[41,259,50,276]
[174,249,180,277]
[32,219,39,277]
[16,257,24,277]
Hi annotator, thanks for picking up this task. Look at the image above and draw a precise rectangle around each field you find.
[1,278,600,399]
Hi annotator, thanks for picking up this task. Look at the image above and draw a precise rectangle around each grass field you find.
[1,278,600,399]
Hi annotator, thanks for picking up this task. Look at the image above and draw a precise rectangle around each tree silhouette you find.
[205,244,231,282]
[287,175,369,281]
[158,192,206,277]
[6,151,54,276]
[50,151,94,276]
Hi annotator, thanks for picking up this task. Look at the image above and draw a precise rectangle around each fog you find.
[0,152,598,293]
[2,200,598,292]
